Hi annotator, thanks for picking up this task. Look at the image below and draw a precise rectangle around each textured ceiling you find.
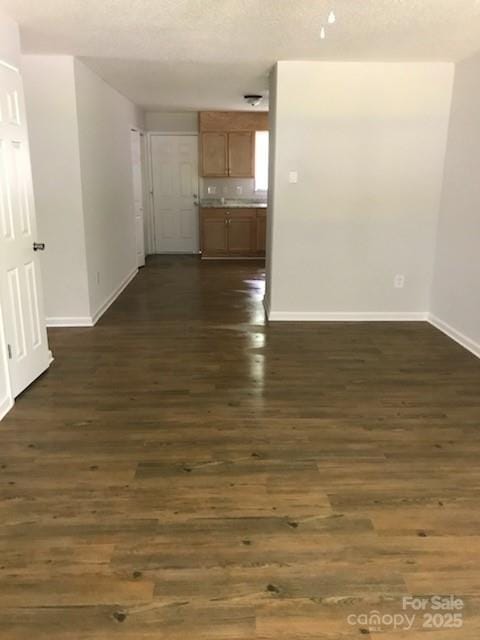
[2,0,480,110]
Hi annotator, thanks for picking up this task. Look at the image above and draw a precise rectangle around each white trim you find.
[428,314,480,359]
[90,268,138,325]
[0,395,14,421]
[267,311,429,322]
[46,316,94,328]
[0,59,19,73]
[46,268,138,328]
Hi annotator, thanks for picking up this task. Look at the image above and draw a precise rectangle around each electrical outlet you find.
[289,171,298,184]
[236,186,243,195]
[394,274,405,289]
[207,185,216,195]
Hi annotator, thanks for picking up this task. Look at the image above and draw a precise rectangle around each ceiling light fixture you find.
[244,94,263,107]
[328,10,336,25]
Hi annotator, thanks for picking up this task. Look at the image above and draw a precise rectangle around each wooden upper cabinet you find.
[199,112,267,178]
[199,111,268,132]
[201,132,228,177]
[228,132,254,178]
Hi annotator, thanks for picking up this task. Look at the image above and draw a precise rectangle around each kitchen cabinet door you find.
[228,132,254,177]
[227,210,257,255]
[201,133,228,177]
[201,210,228,256]
[256,209,267,255]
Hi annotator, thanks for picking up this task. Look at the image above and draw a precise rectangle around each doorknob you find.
[33,242,46,252]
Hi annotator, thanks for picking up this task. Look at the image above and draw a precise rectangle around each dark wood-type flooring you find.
[1,255,480,639]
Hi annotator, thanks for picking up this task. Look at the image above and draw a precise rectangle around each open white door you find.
[131,129,145,267]
[0,61,50,398]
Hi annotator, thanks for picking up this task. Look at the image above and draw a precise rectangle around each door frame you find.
[146,132,199,255]
[130,127,146,267]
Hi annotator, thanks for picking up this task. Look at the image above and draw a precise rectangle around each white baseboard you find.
[428,314,480,359]
[90,268,138,325]
[267,311,429,322]
[264,306,479,359]
[46,316,94,328]
[46,268,138,328]
[0,395,14,421]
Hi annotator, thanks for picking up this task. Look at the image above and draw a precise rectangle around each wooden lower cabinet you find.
[201,211,228,256]
[256,210,267,255]
[227,210,256,255]
[200,208,267,258]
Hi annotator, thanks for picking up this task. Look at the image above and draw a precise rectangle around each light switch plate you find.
[289,171,298,184]
[207,186,216,195]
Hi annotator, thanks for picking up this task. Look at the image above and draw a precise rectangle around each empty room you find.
[0,1,479,638]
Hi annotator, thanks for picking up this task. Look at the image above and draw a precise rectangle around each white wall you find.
[267,62,454,319]
[431,52,480,357]
[74,59,144,319]
[265,64,278,314]
[0,10,20,69]
[145,111,198,132]
[0,12,19,418]
[21,56,145,325]
[22,55,91,324]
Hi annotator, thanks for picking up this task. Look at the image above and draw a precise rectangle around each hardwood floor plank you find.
[0,255,479,638]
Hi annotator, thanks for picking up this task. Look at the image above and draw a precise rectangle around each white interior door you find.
[0,62,50,398]
[150,134,199,253]
[130,129,145,267]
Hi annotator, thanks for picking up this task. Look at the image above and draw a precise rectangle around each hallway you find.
[1,255,480,638]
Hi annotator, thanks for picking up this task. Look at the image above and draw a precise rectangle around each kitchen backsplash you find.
[200,178,267,201]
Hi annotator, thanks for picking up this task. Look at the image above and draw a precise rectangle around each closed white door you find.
[0,62,50,397]
[150,134,199,253]
[130,129,145,267]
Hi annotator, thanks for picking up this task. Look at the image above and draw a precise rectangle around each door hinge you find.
[7,344,12,360]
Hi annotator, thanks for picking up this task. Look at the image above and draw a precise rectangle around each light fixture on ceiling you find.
[328,10,336,25]
[244,94,263,107]
[320,26,326,40]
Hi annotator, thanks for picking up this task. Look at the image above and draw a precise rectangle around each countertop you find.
[200,199,267,209]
